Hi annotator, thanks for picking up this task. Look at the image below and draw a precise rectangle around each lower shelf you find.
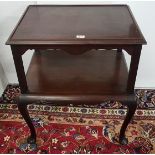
[26,49,128,95]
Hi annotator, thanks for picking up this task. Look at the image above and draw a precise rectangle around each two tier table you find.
[6,5,146,145]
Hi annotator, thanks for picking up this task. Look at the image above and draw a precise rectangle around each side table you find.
[6,5,146,145]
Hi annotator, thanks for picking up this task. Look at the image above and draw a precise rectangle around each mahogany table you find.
[6,5,146,145]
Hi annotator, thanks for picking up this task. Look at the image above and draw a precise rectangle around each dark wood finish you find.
[11,46,28,93]
[6,5,146,145]
[26,49,128,95]
[127,45,142,93]
[17,94,136,104]
[16,97,36,143]
[6,5,146,45]
[16,93,136,145]
[119,99,137,144]
[16,93,136,144]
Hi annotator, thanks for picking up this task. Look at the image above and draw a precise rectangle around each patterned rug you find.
[0,84,155,154]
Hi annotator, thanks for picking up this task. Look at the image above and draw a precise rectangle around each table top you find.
[6,5,146,45]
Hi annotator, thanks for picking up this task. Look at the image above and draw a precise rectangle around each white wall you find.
[0,79,3,95]
[0,1,36,95]
[126,1,155,88]
[0,1,155,95]
[0,60,7,94]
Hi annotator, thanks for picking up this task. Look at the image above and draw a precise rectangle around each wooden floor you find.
[26,49,128,95]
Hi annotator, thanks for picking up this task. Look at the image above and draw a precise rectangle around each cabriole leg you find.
[16,97,36,144]
[119,100,137,145]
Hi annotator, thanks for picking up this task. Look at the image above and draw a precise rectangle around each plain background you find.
[0,1,155,95]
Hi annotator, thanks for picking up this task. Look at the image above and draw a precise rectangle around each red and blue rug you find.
[0,84,155,153]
